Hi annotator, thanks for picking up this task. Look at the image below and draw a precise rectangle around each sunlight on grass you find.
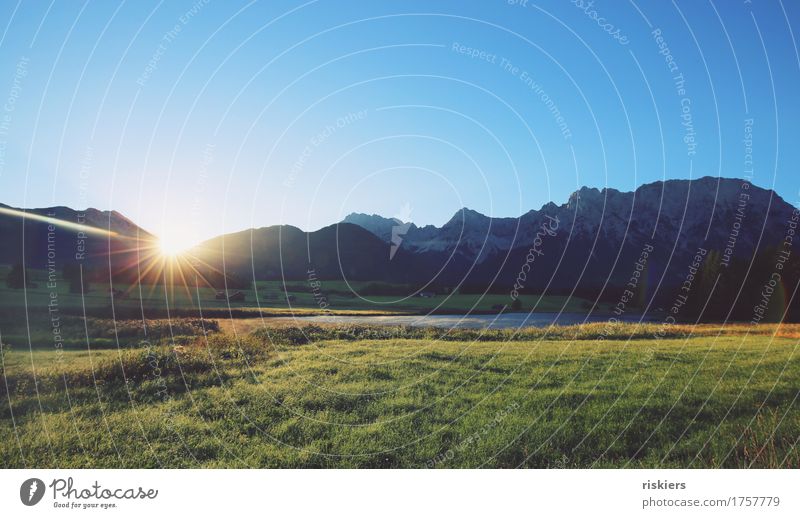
[1,320,798,468]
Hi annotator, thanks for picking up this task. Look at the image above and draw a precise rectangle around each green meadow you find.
[0,265,599,317]
[1,316,798,468]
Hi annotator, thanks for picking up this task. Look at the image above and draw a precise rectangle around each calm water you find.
[271,312,653,329]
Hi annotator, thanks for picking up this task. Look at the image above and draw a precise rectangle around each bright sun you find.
[158,234,194,257]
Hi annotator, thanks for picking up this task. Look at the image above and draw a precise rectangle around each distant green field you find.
[0,267,602,316]
[1,320,797,468]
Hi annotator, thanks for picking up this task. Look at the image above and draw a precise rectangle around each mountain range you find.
[2,177,798,307]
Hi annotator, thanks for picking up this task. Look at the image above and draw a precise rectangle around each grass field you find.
[0,266,600,316]
[1,318,798,468]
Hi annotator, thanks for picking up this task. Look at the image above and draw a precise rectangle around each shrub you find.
[85,318,219,339]
[0,333,270,398]
[192,333,272,361]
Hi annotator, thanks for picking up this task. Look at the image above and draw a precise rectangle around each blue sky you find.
[0,0,798,248]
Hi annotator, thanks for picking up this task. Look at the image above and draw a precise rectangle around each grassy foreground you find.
[1,321,798,468]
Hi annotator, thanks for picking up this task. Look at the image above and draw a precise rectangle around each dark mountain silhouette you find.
[3,177,799,320]
[0,203,158,284]
[340,177,797,300]
[186,177,799,320]
[341,213,404,243]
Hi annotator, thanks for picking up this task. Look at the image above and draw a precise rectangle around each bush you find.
[191,333,272,361]
[250,322,708,346]
[63,263,90,293]
[0,333,271,398]
[85,318,219,339]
